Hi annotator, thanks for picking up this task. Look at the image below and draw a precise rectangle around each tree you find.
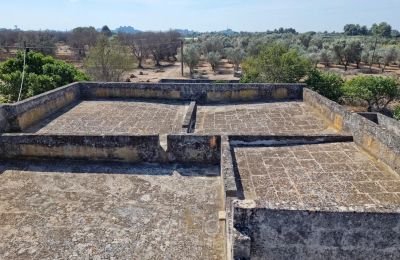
[207,52,221,72]
[68,27,99,57]
[226,47,246,71]
[344,40,363,69]
[332,40,363,70]
[0,51,89,102]
[84,36,136,82]
[241,43,311,83]
[101,25,113,37]
[117,32,149,68]
[371,22,392,38]
[305,69,344,102]
[181,45,200,76]
[319,49,334,67]
[343,24,370,36]
[342,76,399,112]
[380,47,398,72]
[299,33,313,48]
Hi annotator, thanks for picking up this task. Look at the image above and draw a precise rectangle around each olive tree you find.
[226,47,246,71]
[207,51,221,72]
[181,45,201,76]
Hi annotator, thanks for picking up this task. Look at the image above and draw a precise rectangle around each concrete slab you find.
[195,102,338,135]
[0,161,225,259]
[25,100,189,135]
[234,142,400,211]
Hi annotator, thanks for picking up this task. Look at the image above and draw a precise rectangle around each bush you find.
[342,76,399,112]
[305,69,344,102]
[394,106,400,120]
[0,51,89,103]
[241,43,311,83]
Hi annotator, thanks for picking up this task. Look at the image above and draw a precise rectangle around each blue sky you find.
[1,0,399,32]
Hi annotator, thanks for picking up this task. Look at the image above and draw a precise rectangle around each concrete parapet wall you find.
[0,105,10,133]
[233,205,400,259]
[0,134,222,165]
[304,88,400,174]
[80,82,304,103]
[159,79,240,83]
[0,134,161,163]
[4,83,81,132]
[377,113,400,136]
[167,135,221,164]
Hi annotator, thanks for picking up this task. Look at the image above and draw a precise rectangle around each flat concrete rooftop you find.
[1,83,399,259]
[26,100,189,135]
[0,161,225,259]
[21,99,339,136]
[234,142,400,211]
[195,102,337,135]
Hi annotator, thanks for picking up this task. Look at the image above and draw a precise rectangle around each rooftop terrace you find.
[0,82,399,259]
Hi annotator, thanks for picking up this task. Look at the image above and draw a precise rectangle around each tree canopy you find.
[0,51,89,102]
[241,43,311,83]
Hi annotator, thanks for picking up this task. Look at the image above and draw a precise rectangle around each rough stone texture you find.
[182,101,197,133]
[234,142,400,211]
[0,105,9,133]
[358,112,400,137]
[26,100,188,135]
[159,79,240,83]
[377,113,400,136]
[5,83,81,132]
[0,161,225,259]
[81,82,304,104]
[0,134,161,163]
[233,207,400,260]
[195,102,338,135]
[304,88,400,174]
[167,135,221,165]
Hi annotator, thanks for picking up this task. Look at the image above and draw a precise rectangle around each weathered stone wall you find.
[182,101,197,133]
[81,82,304,103]
[233,206,400,259]
[303,88,400,174]
[3,83,81,132]
[358,112,400,136]
[0,105,10,133]
[159,79,240,83]
[377,113,400,136]
[167,135,221,164]
[0,134,222,165]
[0,134,161,163]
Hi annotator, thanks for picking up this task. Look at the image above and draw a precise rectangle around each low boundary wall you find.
[304,88,400,174]
[233,205,400,259]
[0,83,81,132]
[80,82,304,103]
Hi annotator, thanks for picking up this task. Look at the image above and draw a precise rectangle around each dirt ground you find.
[124,59,238,83]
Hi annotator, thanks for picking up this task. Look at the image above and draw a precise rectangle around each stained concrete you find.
[25,100,189,135]
[0,161,225,260]
[234,142,400,211]
[195,102,338,135]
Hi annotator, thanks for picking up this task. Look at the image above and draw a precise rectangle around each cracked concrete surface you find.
[0,162,225,260]
[195,102,337,135]
[234,142,400,210]
[26,100,189,135]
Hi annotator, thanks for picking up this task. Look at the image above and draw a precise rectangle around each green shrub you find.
[394,106,400,120]
[240,43,311,83]
[305,69,344,102]
[0,51,90,103]
[342,76,399,112]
